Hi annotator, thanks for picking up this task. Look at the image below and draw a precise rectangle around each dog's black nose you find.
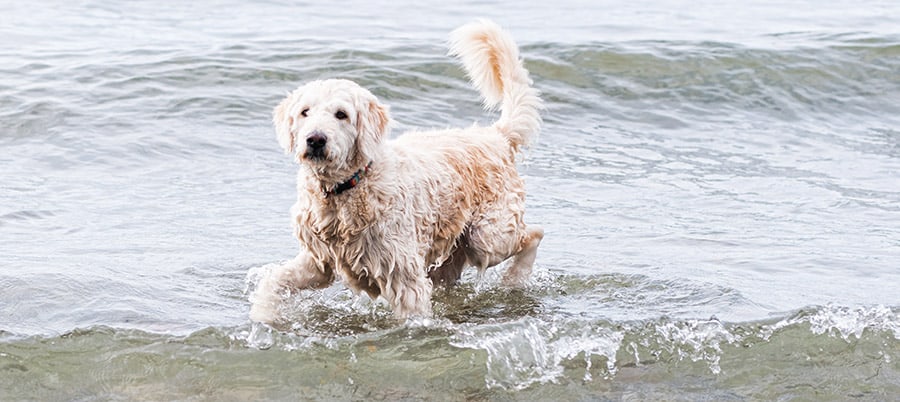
[306,133,327,150]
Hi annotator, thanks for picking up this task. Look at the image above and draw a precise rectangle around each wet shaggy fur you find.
[249,20,543,323]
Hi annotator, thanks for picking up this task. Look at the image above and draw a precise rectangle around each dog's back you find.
[384,20,544,289]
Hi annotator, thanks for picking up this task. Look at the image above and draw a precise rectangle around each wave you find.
[3,257,898,397]
[5,35,897,139]
[2,302,897,399]
[524,37,900,126]
[450,304,899,390]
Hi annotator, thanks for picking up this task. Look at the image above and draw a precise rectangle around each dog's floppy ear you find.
[356,98,390,142]
[354,96,390,164]
[273,94,296,155]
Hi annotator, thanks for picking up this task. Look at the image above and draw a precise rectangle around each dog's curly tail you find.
[449,19,542,151]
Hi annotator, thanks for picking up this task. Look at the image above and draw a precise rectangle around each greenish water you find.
[2,0,899,400]
[2,292,899,400]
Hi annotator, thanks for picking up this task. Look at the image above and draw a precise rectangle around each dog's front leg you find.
[249,251,333,324]
[382,261,434,319]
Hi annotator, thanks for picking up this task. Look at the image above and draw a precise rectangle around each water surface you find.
[2,0,899,399]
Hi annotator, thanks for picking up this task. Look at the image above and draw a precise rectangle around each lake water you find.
[2,0,899,400]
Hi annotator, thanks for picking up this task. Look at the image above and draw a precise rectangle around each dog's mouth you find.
[303,148,328,161]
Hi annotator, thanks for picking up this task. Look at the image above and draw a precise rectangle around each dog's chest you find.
[295,207,382,269]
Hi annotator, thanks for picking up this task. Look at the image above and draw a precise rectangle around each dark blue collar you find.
[325,162,372,197]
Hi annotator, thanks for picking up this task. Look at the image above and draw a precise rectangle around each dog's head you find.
[273,79,390,177]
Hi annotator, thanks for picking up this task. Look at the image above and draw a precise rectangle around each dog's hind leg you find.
[501,225,543,286]
[464,192,542,287]
[428,241,468,287]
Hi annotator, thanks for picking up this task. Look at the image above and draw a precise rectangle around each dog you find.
[249,19,543,324]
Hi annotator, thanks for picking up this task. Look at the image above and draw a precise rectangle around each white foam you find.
[649,318,737,375]
[450,317,623,390]
[805,304,899,341]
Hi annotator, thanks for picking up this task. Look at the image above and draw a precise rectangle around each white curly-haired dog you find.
[249,20,543,323]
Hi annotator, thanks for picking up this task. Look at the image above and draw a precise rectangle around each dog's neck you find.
[322,161,373,197]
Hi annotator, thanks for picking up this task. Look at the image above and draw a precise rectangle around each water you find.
[2,0,899,399]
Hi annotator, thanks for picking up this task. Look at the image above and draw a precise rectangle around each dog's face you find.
[273,79,389,177]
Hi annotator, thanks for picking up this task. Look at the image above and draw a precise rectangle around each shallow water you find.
[2,0,899,400]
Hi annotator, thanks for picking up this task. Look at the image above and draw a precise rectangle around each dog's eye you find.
[301,108,309,117]
[335,110,348,120]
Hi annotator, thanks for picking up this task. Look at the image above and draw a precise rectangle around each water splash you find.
[447,304,900,389]
[450,317,623,390]
[554,322,623,381]
[245,321,274,350]
[242,261,900,390]
[763,304,900,342]
[644,317,736,375]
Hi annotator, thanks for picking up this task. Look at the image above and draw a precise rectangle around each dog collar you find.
[325,162,373,196]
